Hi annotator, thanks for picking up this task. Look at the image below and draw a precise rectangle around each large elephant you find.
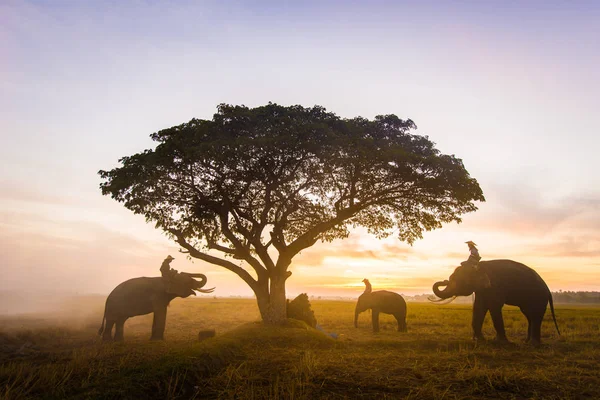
[98,272,214,342]
[354,279,407,332]
[430,259,559,344]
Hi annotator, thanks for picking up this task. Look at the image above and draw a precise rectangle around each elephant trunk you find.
[182,273,216,293]
[429,280,458,304]
[183,272,207,286]
[432,280,452,299]
[354,299,365,328]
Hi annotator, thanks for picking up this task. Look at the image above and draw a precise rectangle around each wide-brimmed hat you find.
[465,241,477,246]
[165,255,175,261]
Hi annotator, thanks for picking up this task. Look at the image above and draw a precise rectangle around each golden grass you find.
[1,297,599,399]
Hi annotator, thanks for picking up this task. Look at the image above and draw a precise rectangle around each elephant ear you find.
[164,276,194,298]
[474,268,492,289]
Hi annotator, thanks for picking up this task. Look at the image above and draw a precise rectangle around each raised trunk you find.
[256,274,288,324]
[354,297,366,327]
[432,280,452,299]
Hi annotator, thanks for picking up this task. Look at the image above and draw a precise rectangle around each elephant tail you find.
[548,292,560,336]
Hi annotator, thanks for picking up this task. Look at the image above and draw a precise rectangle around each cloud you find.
[293,232,415,267]
[466,183,600,237]
[0,180,75,206]
[527,235,600,259]
[0,210,179,295]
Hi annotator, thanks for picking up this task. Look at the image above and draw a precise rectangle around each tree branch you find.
[218,205,269,280]
[286,200,374,257]
[230,206,275,271]
[168,228,259,291]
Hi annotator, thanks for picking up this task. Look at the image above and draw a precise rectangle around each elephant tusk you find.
[184,273,207,278]
[428,295,457,305]
[195,287,215,293]
[428,295,446,302]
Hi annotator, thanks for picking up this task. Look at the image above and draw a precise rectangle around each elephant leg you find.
[530,317,543,346]
[114,318,126,342]
[371,310,380,333]
[394,313,407,332]
[489,306,509,342]
[151,306,167,340]
[102,319,115,342]
[529,306,546,345]
[472,295,488,341]
[520,308,532,343]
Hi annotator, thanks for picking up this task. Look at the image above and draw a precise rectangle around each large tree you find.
[99,103,484,323]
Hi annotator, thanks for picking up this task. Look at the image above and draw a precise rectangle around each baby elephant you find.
[98,272,214,342]
[354,279,407,332]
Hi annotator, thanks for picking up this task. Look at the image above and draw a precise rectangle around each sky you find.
[1,0,600,301]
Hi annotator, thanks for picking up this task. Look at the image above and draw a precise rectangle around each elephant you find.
[354,279,407,332]
[98,272,214,342]
[430,259,560,344]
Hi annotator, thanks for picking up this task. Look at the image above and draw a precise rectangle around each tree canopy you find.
[99,103,484,322]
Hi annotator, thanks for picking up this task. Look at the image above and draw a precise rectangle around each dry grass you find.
[1,297,599,399]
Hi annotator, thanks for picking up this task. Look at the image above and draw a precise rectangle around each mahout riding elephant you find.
[98,271,214,342]
[430,259,559,344]
[354,279,407,332]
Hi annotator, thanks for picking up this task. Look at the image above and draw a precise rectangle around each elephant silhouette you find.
[354,279,407,333]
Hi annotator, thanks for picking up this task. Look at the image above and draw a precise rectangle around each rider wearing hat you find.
[461,241,481,268]
[160,255,178,278]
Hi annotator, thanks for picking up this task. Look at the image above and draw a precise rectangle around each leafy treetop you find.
[99,103,484,292]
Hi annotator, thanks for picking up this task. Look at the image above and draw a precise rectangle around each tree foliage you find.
[99,103,484,321]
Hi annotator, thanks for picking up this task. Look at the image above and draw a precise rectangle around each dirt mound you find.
[219,319,335,349]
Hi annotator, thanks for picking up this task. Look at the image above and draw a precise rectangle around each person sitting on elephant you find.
[160,255,178,279]
[362,278,372,294]
[461,241,481,268]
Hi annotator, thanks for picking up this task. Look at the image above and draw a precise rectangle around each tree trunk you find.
[256,274,288,324]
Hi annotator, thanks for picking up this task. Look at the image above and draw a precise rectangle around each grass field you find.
[1,297,599,399]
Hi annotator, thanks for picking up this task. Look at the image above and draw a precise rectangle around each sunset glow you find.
[2,1,599,300]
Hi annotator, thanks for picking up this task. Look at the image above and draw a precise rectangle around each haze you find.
[1,1,599,305]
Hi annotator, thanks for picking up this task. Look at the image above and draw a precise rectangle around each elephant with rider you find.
[355,279,407,333]
[98,256,214,342]
[430,259,559,344]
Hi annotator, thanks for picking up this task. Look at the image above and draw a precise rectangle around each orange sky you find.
[1,188,599,298]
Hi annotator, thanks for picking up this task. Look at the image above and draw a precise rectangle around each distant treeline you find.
[405,292,600,304]
[551,291,600,304]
